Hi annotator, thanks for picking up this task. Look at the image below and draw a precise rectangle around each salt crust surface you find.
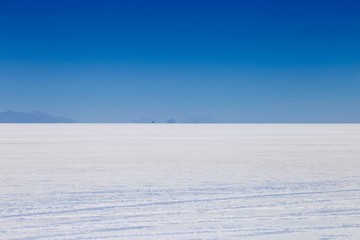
[1,124,360,239]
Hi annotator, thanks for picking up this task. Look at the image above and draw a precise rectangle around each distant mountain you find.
[181,116,218,123]
[0,110,76,123]
[166,118,176,123]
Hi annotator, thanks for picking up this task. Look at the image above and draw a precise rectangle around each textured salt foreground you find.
[1,124,360,239]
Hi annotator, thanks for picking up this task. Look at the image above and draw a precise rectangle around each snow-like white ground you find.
[1,124,360,240]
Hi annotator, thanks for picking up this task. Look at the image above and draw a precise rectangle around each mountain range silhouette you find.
[0,110,76,123]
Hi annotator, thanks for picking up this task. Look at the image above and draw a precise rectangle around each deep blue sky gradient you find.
[1,0,359,122]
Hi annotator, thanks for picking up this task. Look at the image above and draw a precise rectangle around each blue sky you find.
[1,0,359,122]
